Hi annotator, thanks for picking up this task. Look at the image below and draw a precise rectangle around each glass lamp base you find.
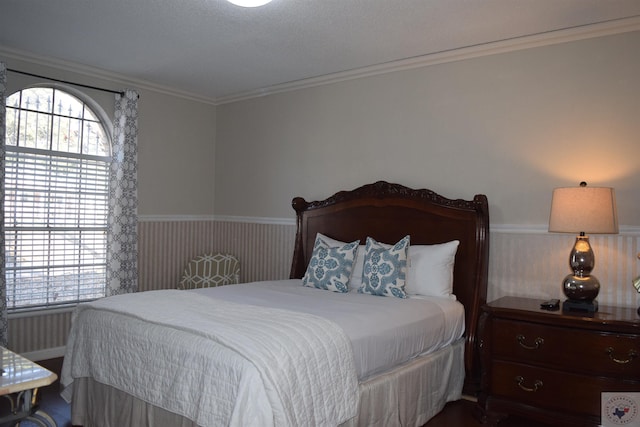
[562,273,600,302]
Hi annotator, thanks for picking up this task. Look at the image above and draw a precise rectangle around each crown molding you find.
[216,15,640,105]
[4,15,637,106]
[0,46,217,106]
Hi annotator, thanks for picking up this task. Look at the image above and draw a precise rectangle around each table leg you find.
[0,388,57,427]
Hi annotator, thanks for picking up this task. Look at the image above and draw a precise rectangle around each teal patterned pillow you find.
[302,234,359,293]
[359,235,410,298]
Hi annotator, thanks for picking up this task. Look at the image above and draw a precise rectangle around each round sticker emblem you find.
[604,395,639,425]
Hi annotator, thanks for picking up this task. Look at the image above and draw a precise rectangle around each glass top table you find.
[0,346,58,426]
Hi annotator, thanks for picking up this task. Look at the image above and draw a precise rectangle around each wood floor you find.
[32,358,550,427]
[425,398,549,427]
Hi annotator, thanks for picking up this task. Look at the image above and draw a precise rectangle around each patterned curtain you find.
[106,90,139,296]
[0,63,7,346]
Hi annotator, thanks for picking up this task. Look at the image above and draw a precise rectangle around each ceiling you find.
[1,0,640,103]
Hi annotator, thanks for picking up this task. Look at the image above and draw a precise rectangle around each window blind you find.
[4,148,109,310]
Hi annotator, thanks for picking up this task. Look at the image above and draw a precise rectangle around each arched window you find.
[4,86,110,310]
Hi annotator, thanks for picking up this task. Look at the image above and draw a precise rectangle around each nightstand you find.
[477,296,640,426]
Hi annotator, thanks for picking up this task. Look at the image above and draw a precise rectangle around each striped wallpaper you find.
[488,231,640,307]
[137,220,297,292]
[9,219,640,360]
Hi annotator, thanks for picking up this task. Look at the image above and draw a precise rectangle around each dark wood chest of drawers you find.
[478,296,640,426]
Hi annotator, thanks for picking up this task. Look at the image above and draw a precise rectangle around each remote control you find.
[540,299,560,310]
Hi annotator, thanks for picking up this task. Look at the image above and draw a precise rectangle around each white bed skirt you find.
[70,338,464,427]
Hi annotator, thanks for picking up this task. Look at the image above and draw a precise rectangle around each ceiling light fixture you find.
[227,0,272,7]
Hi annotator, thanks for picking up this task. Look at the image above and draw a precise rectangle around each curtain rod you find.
[7,68,128,96]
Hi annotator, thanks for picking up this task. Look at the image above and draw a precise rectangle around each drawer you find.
[490,360,640,418]
[492,318,640,376]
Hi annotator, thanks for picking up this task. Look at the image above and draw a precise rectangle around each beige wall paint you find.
[137,91,216,215]
[215,31,640,226]
[4,32,640,358]
[1,55,217,216]
[5,31,638,223]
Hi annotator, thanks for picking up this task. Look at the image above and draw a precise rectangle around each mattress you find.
[62,279,465,426]
[191,279,465,380]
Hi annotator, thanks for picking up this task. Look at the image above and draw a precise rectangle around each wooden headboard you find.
[289,181,489,393]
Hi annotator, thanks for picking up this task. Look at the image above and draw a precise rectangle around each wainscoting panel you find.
[8,310,72,359]
[138,220,297,292]
[9,220,639,358]
[489,231,640,309]
[11,220,298,357]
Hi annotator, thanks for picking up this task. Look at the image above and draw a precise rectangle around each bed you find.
[61,180,489,427]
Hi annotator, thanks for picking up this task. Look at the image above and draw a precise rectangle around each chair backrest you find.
[178,253,240,290]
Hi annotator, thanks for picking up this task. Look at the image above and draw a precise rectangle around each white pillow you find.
[406,240,459,298]
[350,245,365,290]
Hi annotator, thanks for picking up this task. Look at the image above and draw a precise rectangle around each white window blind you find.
[4,87,111,310]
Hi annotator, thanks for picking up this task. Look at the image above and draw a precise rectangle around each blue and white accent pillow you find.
[302,233,360,293]
[359,235,410,298]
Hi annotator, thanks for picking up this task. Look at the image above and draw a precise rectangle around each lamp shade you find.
[549,185,618,234]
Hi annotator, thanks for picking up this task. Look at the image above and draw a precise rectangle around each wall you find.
[3,30,640,359]
[214,31,640,226]
[14,219,637,359]
[1,52,218,358]
[212,31,640,312]
[9,220,296,358]
[136,221,639,308]
[1,53,218,217]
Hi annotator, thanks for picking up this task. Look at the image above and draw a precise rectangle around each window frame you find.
[4,83,113,313]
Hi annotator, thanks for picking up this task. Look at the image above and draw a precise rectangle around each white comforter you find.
[61,290,359,427]
[196,280,465,380]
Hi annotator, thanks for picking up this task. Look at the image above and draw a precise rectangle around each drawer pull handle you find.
[605,347,639,364]
[515,376,543,392]
[516,334,544,350]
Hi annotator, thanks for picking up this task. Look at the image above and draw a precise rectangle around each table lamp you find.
[548,182,618,313]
